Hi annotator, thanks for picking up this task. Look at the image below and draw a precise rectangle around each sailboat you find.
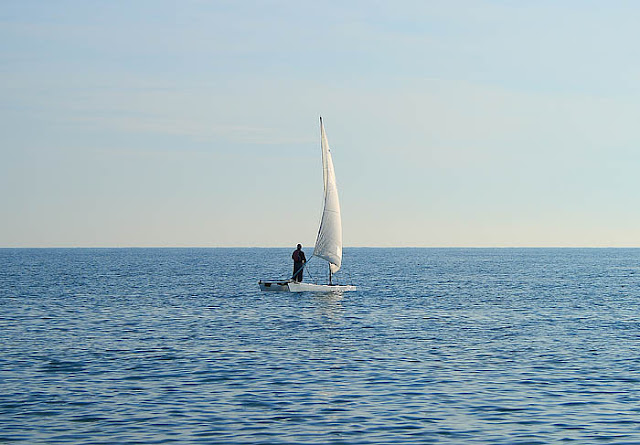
[259,118,356,293]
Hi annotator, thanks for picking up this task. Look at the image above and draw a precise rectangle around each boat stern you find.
[258,280,292,292]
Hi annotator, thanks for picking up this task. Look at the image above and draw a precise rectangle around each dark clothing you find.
[292,249,306,263]
[292,249,307,282]
[293,262,304,282]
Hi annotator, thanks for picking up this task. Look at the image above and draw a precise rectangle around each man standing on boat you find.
[292,244,307,282]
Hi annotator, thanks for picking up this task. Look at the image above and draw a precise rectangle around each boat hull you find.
[288,282,356,293]
[259,280,356,293]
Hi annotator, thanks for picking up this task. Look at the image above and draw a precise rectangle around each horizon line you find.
[1,245,639,249]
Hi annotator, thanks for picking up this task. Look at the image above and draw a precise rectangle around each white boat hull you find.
[259,280,356,293]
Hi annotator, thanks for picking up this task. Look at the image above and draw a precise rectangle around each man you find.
[291,244,307,282]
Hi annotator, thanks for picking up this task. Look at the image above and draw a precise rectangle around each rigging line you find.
[306,264,315,283]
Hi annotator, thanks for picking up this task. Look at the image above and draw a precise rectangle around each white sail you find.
[313,117,343,273]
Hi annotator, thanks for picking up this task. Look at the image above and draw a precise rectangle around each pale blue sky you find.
[2,1,639,247]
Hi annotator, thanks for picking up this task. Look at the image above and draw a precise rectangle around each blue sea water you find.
[1,248,640,444]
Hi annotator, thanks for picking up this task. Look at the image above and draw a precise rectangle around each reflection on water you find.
[309,292,344,321]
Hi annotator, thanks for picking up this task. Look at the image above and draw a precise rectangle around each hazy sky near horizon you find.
[2,1,640,247]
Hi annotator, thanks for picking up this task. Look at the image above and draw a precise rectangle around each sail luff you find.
[313,117,343,273]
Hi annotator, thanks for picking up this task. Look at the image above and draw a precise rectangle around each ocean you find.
[1,248,640,444]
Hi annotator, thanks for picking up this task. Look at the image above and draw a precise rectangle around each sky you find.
[2,0,640,247]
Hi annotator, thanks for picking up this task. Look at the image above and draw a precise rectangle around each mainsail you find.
[313,117,343,273]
